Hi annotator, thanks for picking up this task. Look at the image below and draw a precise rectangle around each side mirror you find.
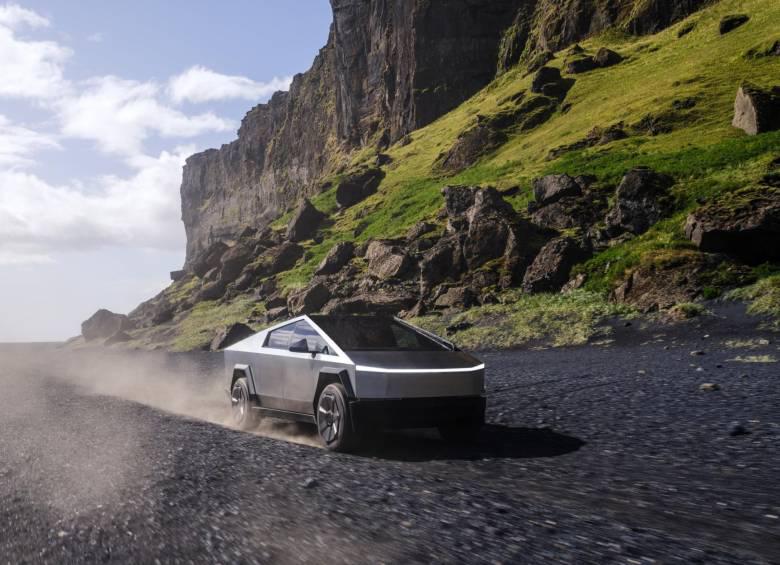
[289,339,310,354]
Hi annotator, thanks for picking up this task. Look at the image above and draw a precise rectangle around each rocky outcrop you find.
[315,242,354,276]
[286,199,326,242]
[210,323,255,351]
[533,174,583,205]
[365,241,412,280]
[81,309,130,342]
[191,241,229,278]
[684,186,780,264]
[335,168,385,208]
[605,167,674,236]
[732,83,780,135]
[288,282,331,315]
[719,14,749,35]
[522,237,590,293]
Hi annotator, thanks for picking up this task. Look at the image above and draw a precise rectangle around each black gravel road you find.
[1,305,778,564]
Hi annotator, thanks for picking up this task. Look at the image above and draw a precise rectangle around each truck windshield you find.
[309,316,446,351]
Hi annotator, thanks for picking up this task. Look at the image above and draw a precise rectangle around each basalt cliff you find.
[79,0,780,350]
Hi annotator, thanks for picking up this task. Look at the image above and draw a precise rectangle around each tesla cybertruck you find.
[225,314,485,451]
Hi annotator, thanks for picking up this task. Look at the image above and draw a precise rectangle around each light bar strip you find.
[355,364,485,374]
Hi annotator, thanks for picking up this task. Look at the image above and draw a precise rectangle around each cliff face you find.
[181,0,708,267]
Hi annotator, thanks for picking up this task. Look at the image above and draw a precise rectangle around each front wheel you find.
[316,383,358,452]
[230,377,259,430]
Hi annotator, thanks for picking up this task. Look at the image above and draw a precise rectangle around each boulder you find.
[233,272,255,291]
[522,237,591,293]
[315,242,354,276]
[288,282,331,315]
[323,289,416,315]
[336,168,385,208]
[433,287,476,309]
[219,243,253,283]
[443,185,477,220]
[210,323,255,351]
[265,306,289,322]
[530,67,563,94]
[437,124,506,173]
[104,330,132,346]
[719,14,749,35]
[286,199,326,242]
[605,167,674,235]
[533,174,583,205]
[81,309,130,341]
[684,187,780,264]
[406,221,437,241]
[191,241,229,278]
[265,292,288,310]
[732,83,780,135]
[565,56,596,74]
[150,302,175,325]
[593,47,623,67]
[197,279,227,302]
[365,241,412,280]
[170,270,186,282]
[254,242,304,277]
[419,236,464,290]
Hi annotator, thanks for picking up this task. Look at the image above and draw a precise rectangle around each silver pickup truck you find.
[225,314,485,451]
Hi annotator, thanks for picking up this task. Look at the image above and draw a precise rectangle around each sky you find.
[0,1,333,342]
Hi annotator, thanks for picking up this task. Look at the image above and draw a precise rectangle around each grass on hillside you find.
[412,290,636,349]
[727,274,780,330]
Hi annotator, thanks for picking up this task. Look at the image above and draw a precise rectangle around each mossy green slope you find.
[157,0,779,350]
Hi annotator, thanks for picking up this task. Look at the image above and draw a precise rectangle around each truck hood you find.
[347,350,482,371]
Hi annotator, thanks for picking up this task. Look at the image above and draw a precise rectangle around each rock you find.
[375,153,392,166]
[336,168,385,208]
[699,383,720,392]
[288,282,331,315]
[605,167,674,236]
[254,242,304,278]
[315,242,354,276]
[433,287,476,309]
[437,124,506,173]
[365,241,412,280]
[729,422,750,436]
[286,199,326,242]
[219,243,254,283]
[533,174,583,205]
[611,251,713,312]
[593,47,623,67]
[530,67,563,94]
[406,222,437,241]
[565,56,596,74]
[302,477,319,489]
[170,270,186,282]
[233,272,255,291]
[677,21,695,38]
[732,83,780,135]
[210,323,255,351]
[150,302,175,325]
[690,350,705,356]
[561,273,587,293]
[197,279,228,302]
[265,306,289,322]
[419,236,464,290]
[191,241,229,278]
[446,321,473,335]
[522,237,591,293]
[672,97,697,110]
[547,124,628,159]
[684,186,780,264]
[323,289,416,315]
[719,14,749,35]
[81,309,130,341]
[265,293,288,310]
[104,331,132,346]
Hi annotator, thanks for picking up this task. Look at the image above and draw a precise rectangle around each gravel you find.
[0,307,778,563]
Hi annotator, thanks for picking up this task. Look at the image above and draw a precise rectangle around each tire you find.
[438,416,483,444]
[230,377,259,431]
[316,383,358,452]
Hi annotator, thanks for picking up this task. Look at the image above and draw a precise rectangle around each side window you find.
[291,321,329,354]
[265,323,296,349]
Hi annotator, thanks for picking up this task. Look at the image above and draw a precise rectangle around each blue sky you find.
[0,1,332,341]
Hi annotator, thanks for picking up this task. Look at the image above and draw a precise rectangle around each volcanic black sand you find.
[0,304,778,564]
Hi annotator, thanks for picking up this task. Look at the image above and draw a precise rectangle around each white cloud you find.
[169,65,291,104]
[0,3,49,28]
[0,5,70,100]
[0,115,60,167]
[86,32,103,43]
[0,147,192,262]
[58,76,233,156]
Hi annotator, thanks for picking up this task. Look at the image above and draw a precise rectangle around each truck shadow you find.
[358,424,585,462]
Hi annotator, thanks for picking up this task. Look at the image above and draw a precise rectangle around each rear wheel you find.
[230,377,259,430]
[316,383,358,452]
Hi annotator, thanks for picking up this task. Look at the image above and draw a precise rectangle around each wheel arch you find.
[231,364,253,392]
[313,369,354,413]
